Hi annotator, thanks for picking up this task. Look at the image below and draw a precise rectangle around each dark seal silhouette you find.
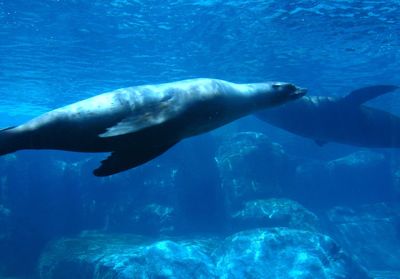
[257,85,400,147]
[0,78,306,176]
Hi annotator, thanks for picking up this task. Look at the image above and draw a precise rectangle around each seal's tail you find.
[0,126,19,156]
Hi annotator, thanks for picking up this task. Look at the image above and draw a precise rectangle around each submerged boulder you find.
[39,232,216,279]
[230,198,319,232]
[327,202,400,272]
[214,228,370,279]
[215,132,295,211]
[39,228,369,279]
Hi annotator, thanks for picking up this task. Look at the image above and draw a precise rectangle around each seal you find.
[0,78,306,176]
[256,85,400,147]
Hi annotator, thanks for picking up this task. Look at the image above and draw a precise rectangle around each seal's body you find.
[0,78,306,176]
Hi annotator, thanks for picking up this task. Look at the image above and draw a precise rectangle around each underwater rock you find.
[215,132,295,211]
[327,202,400,272]
[294,150,392,208]
[214,228,370,279]
[39,228,369,279]
[39,232,216,279]
[230,198,319,232]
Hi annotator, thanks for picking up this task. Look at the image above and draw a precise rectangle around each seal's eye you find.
[272,84,282,89]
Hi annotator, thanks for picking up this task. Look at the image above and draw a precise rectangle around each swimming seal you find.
[256,85,400,147]
[0,78,306,176]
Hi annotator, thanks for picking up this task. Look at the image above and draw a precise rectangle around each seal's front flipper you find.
[342,85,399,105]
[99,95,178,138]
[93,141,178,176]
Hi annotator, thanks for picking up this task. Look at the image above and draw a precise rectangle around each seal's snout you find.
[272,82,307,99]
[294,86,307,97]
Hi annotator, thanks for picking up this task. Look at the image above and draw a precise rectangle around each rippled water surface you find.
[0,0,399,119]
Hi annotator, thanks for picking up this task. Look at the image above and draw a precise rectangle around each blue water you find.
[1,1,400,278]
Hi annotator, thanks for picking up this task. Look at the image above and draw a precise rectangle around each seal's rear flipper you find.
[93,141,179,176]
[342,85,399,105]
[0,126,19,156]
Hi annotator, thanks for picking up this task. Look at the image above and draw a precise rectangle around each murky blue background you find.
[0,1,400,278]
